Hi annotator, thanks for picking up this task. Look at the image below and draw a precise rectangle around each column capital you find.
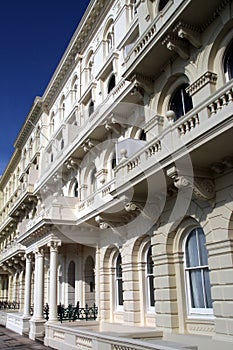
[34,247,44,257]
[47,240,61,252]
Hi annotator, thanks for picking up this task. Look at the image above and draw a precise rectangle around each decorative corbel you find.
[95,215,110,229]
[167,165,215,204]
[162,35,189,60]
[65,157,81,171]
[173,22,201,49]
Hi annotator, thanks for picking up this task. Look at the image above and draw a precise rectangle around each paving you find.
[0,326,53,349]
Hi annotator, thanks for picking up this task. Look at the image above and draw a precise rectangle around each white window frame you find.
[146,246,155,312]
[184,227,213,317]
[115,253,124,310]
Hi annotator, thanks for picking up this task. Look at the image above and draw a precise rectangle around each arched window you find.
[88,100,94,116]
[169,84,193,120]
[146,246,155,309]
[184,227,213,314]
[111,152,117,170]
[115,253,123,308]
[85,256,95,304]
[108,74,116,94]
[90,167,97,193]
[74,180,79,198]
[68,261,75,305]
[224,40,233,81]
[158,0,170,11]
[139,129,147,141]
[50,113,55,136]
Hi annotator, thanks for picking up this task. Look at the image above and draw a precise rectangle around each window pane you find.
[189,269,205,308]
[186,230,199,267]
[197,228,208,266]
[204,269,213,308]
[224,41,233,80]
[170,84,193,120]
[148,276,155,307]
[147,246,153,274]
[116,254,122,278]
[118,279,123,305]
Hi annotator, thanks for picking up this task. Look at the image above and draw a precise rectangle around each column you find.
[48,242,59,321]
[33,248,44,320]
[24,254,32,317]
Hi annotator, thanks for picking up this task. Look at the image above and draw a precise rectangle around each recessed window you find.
[146,246,155,309]
[169,84,193,120]
[158,0,170,11]
[184,227,213,314]
[88,100,94,116]
[74,180,79,198]
[107,74,116,94]
[116,253,123,308]
[224,40,233,81]
[90,167,97,193]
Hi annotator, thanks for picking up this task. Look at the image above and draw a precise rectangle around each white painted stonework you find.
[0,0,233,349]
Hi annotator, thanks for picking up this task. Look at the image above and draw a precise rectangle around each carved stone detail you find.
[167,166,215,202]
[173,21,201,48]
[162,35,189,60]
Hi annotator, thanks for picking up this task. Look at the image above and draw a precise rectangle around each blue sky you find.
[0,0,90,175]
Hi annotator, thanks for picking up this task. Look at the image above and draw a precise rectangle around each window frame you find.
[169,83,193,121]
[146,246,155,312]
[184,227,213,317]
[115,253,124,310]
[224,40,233,82]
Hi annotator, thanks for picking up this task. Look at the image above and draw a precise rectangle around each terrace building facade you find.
[0,0,233,349]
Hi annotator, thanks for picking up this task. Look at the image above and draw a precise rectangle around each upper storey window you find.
[107,74,116,94]
[88,100,94,116]
[158,0,170,11]
[224,40,233,81]
[169,84,193,121]
[104,20,114,58]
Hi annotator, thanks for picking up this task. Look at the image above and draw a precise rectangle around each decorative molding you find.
[186,72,218,96]
[162,35,189,60]
[173,21,201,48]
[166,166,215,203]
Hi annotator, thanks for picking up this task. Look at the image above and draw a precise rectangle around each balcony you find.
[123,0,226,79]
[114,82,233,191]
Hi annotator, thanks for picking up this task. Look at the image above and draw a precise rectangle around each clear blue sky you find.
[0,0,90,175]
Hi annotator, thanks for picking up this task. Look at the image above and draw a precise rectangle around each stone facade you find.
[0,0,233,349]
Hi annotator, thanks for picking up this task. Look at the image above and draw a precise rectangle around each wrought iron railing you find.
[0,301,20,309]
[57,302,98,323]
[29,302,98,322]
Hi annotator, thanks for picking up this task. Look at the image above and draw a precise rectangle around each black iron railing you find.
[29,302,98,322]
[57,302,98,323]
[0,301,20,309]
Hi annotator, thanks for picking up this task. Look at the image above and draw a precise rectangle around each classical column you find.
[24,254,32,317]
[33,248,44,320]
[48,242,59,321]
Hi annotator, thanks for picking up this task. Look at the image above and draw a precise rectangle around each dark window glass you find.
[108,74,116,93]
[224,40,233,80]
[158,0,170,11]
[88,100,94,116]
[170,84,193,120]
[116,254,123,306]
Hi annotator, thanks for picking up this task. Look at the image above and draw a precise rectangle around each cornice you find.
[14,96,43,150]
[0,149,21,187]
[43,0,113,110]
